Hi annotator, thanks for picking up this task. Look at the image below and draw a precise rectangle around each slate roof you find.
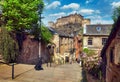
[84,24,113,36]
[48,27,72,37]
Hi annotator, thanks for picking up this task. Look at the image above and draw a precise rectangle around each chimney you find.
[83,24,87,34]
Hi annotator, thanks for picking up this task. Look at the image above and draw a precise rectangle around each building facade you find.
[83,24,112,53]
[101,17,120,82]
[49,27,74,63]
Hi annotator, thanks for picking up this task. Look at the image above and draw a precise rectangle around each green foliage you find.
[31,25,53,43]
[83,48,96,56]
[41,26,53,43]
[0,0,44,31]
[112,6,120,22]
[83,48,89,53]
[0,27,19,63]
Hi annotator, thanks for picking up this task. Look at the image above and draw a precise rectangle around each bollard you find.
[12,63,14,79]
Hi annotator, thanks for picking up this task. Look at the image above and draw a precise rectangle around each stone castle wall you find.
[49,13,90,28]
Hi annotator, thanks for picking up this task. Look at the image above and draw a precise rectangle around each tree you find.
[31,24,53,43]
[0,27,19,63]
[0,0,53,49]
[112,6,120,22]
[41,25,53,43]
[1,0,44,31]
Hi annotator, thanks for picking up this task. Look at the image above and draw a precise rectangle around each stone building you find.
[49,27,74,63]
[83,24,112,53]
[101,17,120,82]
[48,13,90,28]
[74,33,82,60]
[48,13,90,61]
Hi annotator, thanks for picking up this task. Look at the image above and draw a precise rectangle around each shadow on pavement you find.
[81,68,88,82]
[14,68,34,79]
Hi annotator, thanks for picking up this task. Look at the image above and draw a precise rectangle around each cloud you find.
[49,12,66,17]
[61,3,80,10]
[91,19,113,24]
[96,10,101,14]
[86,0,90,4]
[86,15,113,24]
[46,1,61,9]
[86,15,102,20]
[68,11,77,15]
[85,0,94,4]
[79,9,100,15]
[111,1,120,8]
[79,9,94,15]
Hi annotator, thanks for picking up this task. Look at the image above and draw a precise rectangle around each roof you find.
[48,27,57,34]
[101,16,120,56]
[48,22,82,37]
[48,27,73,37]
[84,24,112,36]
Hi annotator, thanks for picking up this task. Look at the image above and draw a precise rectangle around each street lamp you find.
[34,4,44,70]
[38,4,44,58]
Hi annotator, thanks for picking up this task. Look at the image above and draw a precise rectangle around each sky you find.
[42,0,120,25]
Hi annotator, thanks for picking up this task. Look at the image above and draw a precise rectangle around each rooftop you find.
[48,23,82,37]
[84,24,112,36]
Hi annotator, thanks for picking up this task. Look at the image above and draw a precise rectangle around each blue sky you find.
[42,0,120,25]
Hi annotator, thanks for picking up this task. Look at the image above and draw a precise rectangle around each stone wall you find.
[83,36,108,52]
[82,19,91,27]
[55,14,83,27]
[17,35,50,64]
[49,13,90,28]
[105,26,120,82]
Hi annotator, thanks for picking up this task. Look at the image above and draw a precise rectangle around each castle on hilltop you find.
[48,13,90,28]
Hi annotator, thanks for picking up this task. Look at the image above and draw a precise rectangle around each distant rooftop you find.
[84,24,113,36]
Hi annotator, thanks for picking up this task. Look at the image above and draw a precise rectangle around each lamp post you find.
[34,4,44,70]
[38,4,43,58]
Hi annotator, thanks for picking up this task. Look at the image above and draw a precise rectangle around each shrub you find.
[0,27,19,63]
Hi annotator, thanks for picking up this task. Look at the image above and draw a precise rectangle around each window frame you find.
[88,37,93,45]
[102,38,107,45]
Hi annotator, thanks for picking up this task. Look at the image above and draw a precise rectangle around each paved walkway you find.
[0,63,83,82]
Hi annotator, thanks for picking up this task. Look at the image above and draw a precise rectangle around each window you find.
[96,26,101,32]
[102,38,107,45]
[88,38,93,45]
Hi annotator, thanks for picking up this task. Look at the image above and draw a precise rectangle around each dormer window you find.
[96,26,101,32]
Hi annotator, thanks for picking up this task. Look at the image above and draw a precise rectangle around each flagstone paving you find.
[0,63,83,82]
